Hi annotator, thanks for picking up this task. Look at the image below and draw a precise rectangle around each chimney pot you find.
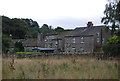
[87,21,93,27]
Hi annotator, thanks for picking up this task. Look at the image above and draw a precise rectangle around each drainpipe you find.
[100,29,103,47]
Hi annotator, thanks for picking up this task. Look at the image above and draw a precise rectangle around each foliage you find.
[116,30,120,36]
[2,16,69,53]
[106,36,120,44]
[2,16,40,53]
[101,1,120,35]
[3,57,118,79]
[12,18,28,38]
[27,27,40,38]
[2,34,11,53]
[2,16,67,39]
[55,27,64,32]
[14,42,24,52]
[2,16,28,39]
[39,24,54,34]
[103,36,120,57]
[22,19,39,27]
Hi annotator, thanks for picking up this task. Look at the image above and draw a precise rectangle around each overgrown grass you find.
[2,56,118,79]
[0,55,2,80]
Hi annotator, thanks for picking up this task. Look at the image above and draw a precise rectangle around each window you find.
[80,37,84,43]
[97,37,100,43]
[96,33,100,37]
[66,43,70,47]
[50,43,52,47]
[55,41,58,45]
[65,38,69,43]
[44,39,47,42]
[102,38,104,44]
[73,38,75,43]
[72,47,76,52]
[80,47,84,52]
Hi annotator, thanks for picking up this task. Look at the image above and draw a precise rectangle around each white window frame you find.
[97,37,100,43]
[96,33,100,37]
[102,38,104,44]
[80,37,84,43]
[72,47,76,52]
[73,38,75,43]
[55,41,58,45]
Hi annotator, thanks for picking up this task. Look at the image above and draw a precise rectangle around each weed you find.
[2,57,118,79]
[40,63,49,78]
[59,63,68,70]
[71,58,76,64]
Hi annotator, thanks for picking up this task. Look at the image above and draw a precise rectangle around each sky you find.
[0,0,108,29]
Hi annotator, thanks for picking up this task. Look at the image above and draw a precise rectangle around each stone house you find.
[10,36,43,52]
[9,22,111,53]
[64,22,111,52]
[64,35,94,52]
[43,32,70,52]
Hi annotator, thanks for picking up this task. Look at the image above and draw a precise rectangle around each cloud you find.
[37,16,104,29]
[0,0,107,29]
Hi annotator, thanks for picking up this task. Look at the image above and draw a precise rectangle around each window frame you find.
[80,37,84,43]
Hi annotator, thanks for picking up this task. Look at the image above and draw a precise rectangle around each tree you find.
[2,34,11,53]
[103,36,120,57]
[27,27,40,38]
[14,42,24,52]
[2,16,14,35]
[55,27,64,32]
[22,19,39,27]
[11,18,28,39]
[40,24,52,34]
[116,1,120,22]
[2,16,29,39]
[101,1,120,35]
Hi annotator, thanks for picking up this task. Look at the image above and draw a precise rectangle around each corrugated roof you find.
[33,48,55,50]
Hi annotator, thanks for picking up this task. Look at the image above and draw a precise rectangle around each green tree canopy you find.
[40,24,53,34]
[103,36,120,57]
[2,16,28,39]
[55,27,64,32]
[14,42,24,52]
[101,1,120,35]
[22,18,39,27]
[2,34,11,53]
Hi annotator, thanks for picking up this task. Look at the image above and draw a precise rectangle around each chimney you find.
[37,33,44,47]
[87,21,93,27]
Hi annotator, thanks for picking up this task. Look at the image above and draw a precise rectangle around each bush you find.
[103,36,120,57]
[2,34,11,53]
[14,42,24,52]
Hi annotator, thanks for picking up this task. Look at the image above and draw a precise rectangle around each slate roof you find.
[22,38,38,47]
[10,38,40,47]
[65,25,106,37]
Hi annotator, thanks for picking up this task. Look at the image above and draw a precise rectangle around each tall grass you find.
[0,55,2,80]
[2,56,118,79]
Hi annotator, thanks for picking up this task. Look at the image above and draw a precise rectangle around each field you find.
[0,55,2,80]
[2,55,118,79]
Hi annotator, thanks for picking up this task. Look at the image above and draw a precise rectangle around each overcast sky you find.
[0,0,108,29]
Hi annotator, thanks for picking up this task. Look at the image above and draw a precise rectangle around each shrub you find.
[14,42,24,52]
[103,36,120,57]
